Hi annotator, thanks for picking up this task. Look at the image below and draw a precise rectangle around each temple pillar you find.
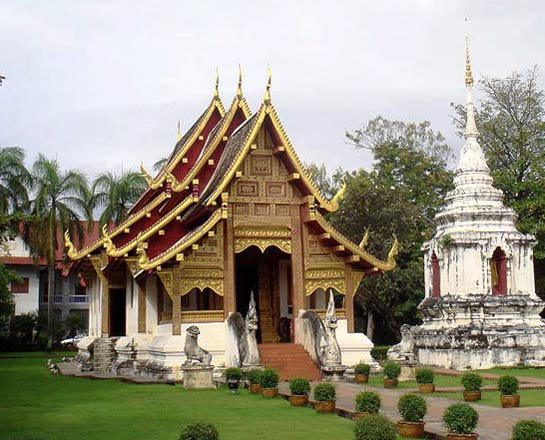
[290,206,305,317]
[172,294,181,335]
[345,266,355,333]
[137,281,146,333]
[224,214,236,317]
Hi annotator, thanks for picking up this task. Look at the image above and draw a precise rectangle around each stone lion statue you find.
[183,325,212,366]
[387,324,416,362]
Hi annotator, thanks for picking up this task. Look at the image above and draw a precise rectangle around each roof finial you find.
[464,28,479,139]
[264,64,272,105]
[236,64,243,99]
[214,67,220,99]
[177,120,182,141]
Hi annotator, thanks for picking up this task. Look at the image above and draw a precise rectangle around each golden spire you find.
[101,224,115,254]
[236,64,243,99]
[176,120,182,141]
[264,64,272,105]
[140,162,154,187]
[359,227,370,250]
[332,182,347,205]
[64,230,76,259]
[214,67,220,99]
[465,33,473,86]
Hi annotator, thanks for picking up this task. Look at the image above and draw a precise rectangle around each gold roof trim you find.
[104,194,195,258]
[178,94,252,194]
[66,192,168,260]
[313,210,398,271]
[136,208,225,270]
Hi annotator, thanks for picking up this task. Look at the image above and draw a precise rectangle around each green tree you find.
[322,116,453,343]
[0,262,17,334]
[153,157,168,172]
[305,162,344,199]
[0,146,31,214]
[91,170,147,228]
[452,67,545,296]
[26,155,92,349]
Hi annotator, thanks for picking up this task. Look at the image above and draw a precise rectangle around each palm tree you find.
[153,157,168,172]
[27,154,92,349]
[0,146,31,214]
[91,170,147,229]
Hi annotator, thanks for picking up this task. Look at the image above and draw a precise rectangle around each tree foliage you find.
[91,170,147,228]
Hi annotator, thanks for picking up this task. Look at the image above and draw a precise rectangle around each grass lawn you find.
[475,367,545,379]
[438,390,545,407]
[365,373,496,389]
[0,351,76,358]
[0,357,365,440]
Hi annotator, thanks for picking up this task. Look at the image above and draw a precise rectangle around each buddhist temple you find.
[413,38,545,369]
[66,69,398,378]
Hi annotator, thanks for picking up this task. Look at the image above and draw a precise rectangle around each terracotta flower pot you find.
[500,394,520,408]
[355,373,369,384]
[314,400,336,413]
[463,391,481,402]
[383,378,398,388]
[418,383,435,394]
[262,387,278,398]
[289,395,309,406]
[352,411,375,421]
[446,433,478,440]
[249,383,262,394]
[397,421,425,438]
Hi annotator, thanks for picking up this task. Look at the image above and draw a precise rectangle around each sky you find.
[1,0,544,179]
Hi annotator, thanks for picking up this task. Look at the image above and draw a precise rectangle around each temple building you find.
[66,70,398,377]
[413,39,545,369]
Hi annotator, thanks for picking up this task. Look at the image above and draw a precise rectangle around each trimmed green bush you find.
[511,420,545,440]
[498,375,519,395]
[460,373,482,392]
[398,393,427,423]
[243,368,262,384]
[259,368,279,389]
[313,382,336,402]
[354,363,371,375]
[289,378,311,396]
[224,367,242,381]
[354,414,396,440]
[179,422,219,440]
[415,368,434,384]
[442,403,479,434]
[382,362,401,380]
[370,346,390,362]
[355,391,381,414]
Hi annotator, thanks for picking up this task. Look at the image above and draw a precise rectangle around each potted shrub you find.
[260,368,279,398]
[313,382,336,413]
[498,375,519,408]
[225,367,242,392]
[179,422,219,440]
[397,393,427,438]
[442,403,479,440]
[461,373,482,402]
[289,378,311,406]
[511,419,545,440]
[244,368,262,394]
[416,368,435,393]
[354,414,397,440]
[353,391,381,420]
[383,362,401,388]
[354,363,371,384]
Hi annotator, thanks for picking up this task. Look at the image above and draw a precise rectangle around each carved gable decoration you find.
[234,225,292,254]
[304,266,346,296]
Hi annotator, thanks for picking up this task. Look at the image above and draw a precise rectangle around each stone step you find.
[259,343,322,381]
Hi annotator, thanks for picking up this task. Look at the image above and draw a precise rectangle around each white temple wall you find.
[145,276,158,334]
[88,276,102,337]
[125,274,139,335]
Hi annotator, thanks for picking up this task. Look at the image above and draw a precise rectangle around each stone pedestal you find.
[182,365,215,389]
[321,364,347,381]
[398,361,416,382]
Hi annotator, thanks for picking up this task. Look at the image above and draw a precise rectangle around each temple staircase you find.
[259,343,322,381]
[92,337,117,372]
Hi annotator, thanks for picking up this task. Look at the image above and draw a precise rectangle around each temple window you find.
[431,252,440,297]
[491,247,508,295]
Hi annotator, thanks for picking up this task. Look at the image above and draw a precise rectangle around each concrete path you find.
[278,381,545,440]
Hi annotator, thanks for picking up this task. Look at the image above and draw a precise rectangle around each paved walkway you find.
[278,381,545,440]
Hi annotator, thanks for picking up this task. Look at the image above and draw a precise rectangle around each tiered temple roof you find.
[66,72,398,278]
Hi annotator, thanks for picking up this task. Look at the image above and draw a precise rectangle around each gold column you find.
[172,295,181,335]
[290,205,305,317]
[345,265,355,333]
[223,214,236,317]
[137,281,146,333]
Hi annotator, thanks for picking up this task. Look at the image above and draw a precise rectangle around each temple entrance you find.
[235,246,292,343]
[109,288,126,336]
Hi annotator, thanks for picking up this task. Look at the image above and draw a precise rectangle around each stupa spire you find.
[464,34,479,139]
[236,64,243,99]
